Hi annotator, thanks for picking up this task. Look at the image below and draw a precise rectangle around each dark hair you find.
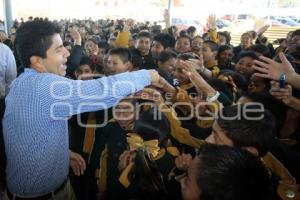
[291,29,300,38]
[177,52,197,60]
[187,26,196,34]
[218,31,231,44]
[157,50,177,64]
[137,31,152,40]
[219,70,248,91]
[129,108,170,199]
[217,104,275,157]
[98,41,110,52]
[108,47,132,63]
[196,144,272,200]
[176,34,191,42]
[241,92,287,135]
[204,40,219,52]
[129,48,142,69]
[153,33,175,49]
[217,45,233,57]
[77,56,96,71]
[236,51,258,62]
[249,44,271,58]
[15,20,61,67]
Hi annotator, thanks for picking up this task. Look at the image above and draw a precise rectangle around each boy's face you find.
[106,54,129,75]
[75,64,94,80]
[205,121,234,146]
[114,100,137,131]
[85,40,99,56]
[181,156,201,200]
[202,43,216,63]
[235,56,255,77]
[217,34,227,45]
[136,36,151,55]
[36,33,70,76]
[241,35,251,47]
[217,49,233,68]
[151,40,165,59]
[173,59,190,85]
[247,75,268,93]
[158,57,175,75]
[175,37,191,53]
[191,37,203,52]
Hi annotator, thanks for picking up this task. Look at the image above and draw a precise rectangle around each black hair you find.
[77,56,96,71]
[236,51,258,62]
[217,104,275,157]
[291,29,300,38]
[249,44,271,58]
[129,108,170,199]
[187,26,196,34]
[176,34,191,42]
[203,40,219,52]
[177,52,198,60]
[153,33,175,49]
[137,31,152,40]
[157,50,177,64]
[218,31,231,44]
[241,92,287,136]
[219,70,248,91]
[217,45,233,57]
[15,20,61,67]
[108,47,132,63]
[196,144,272,200]
[98,41,110,52]
[129,48,142,69]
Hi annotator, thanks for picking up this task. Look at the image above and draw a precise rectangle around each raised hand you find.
[207,14,217,30]
[252,52,296,83]
[69,27,82,46]
[175,153,193,171]
[270,81,292,105]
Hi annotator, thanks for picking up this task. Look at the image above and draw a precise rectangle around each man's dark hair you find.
[217,104,275,157]
[153,33,175,49]
[157,51,177,64]
[77,56,96,71]
[196,144,272,200]
[108,47,132,63]
[15,20,61,67]
[204,40,219,52]
[129,48,142,69]
[137,31,152,40]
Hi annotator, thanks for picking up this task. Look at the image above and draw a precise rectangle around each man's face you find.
[136,37,151,55]
[205,121,234,146]
[151,41,165,59]
[241,35,251,47]
[175,37,191,53]
[0,31,7,42]
[181,156,201,200]
[75,64,94,80]
[38,33,70,76]
[247,75,268,93]
[105,54,129,75]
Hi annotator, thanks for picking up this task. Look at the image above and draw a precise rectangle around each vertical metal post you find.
[3,0,13,34]
[168,0,172,25]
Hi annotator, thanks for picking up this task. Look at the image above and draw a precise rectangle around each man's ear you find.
[242,146,259,157]
[30,56,45,72]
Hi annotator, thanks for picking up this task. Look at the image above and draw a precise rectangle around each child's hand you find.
[70,151,86,176]
[175,153,193,171]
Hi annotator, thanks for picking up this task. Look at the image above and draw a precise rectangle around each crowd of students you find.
[1,11,300,200]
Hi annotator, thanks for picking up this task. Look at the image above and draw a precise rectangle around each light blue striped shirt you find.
[3,68,151,196]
